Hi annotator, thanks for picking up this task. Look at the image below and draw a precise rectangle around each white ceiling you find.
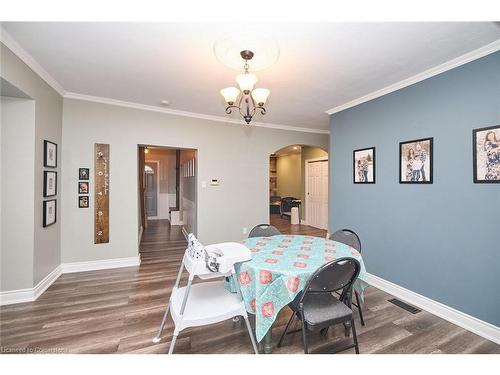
[2,22,500,131]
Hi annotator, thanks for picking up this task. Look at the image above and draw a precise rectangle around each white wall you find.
[61,98,328,262]
[1,97,36,290]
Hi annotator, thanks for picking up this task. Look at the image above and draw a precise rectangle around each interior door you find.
[145,162,158,217]
[306,159,328,229]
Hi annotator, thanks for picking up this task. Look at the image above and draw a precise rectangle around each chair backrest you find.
[301,257,360,301]
[330,229,361,252]
[248,224,281,238]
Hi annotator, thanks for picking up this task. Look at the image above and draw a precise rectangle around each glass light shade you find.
[236,72,257,92]
[220,87,240,104]
[251,88,270,106]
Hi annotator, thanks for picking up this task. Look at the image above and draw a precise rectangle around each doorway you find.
[138,145,198,245]
[268,145,328,230]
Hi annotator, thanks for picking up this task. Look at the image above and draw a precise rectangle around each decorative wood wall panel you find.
[94,143,110,244]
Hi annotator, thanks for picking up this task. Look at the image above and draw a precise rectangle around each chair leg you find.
[351,319,360,354]
[301,320,308,354]
[152,302,170,343]
[277,311,297,348]
[168,334,178,354]
[355,291,365,326]
[244,316,259,354]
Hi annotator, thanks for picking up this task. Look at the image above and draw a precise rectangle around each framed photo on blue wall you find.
[399,137,433,184]
[473,125,500,183]
[353,147,375,183]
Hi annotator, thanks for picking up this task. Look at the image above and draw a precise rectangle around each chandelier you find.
[220,50,270,124]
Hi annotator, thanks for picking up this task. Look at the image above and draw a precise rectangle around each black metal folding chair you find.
[248,224,281,238]
[330,229,365,326]
[277,257,361,354]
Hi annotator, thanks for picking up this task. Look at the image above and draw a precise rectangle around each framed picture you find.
[43,199,57,227]
[473,125,500,183]
[79,196,89,208]
[353,147,375,183]
[399,137,433,184]
[43,140,57,168]
[78,181,89,194]
[43,171,58,197]
[79,168,90,180]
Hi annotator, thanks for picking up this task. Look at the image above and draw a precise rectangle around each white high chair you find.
[152,241,259,354]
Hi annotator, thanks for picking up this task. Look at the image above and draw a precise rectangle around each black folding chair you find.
[248,224,281,238]
[278,257,361,354]
[330,229,365,326]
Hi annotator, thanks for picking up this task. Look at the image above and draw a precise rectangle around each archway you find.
[268,144,329,233]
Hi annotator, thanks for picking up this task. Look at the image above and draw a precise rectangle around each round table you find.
[230,234,369,353]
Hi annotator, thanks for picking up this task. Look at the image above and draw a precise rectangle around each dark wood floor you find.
[0,217,498,354]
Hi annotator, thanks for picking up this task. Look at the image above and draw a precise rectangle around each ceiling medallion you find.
[220,50,270,125]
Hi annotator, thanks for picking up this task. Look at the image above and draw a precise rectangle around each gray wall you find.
[1,97,36,290]
[62,98,328,263]
[329,52,500,325]
[1,43,63,289]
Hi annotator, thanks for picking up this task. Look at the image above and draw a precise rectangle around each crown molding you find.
[0,26,66,97]
[64,92,330,134]
[326,39,500,115]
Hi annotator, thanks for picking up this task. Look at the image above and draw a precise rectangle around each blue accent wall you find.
[329,52,500,326]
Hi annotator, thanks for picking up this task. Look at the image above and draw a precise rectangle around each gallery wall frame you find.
[472,124,500,183]
[43,171,58,197]
[43,140,57,168]
[43,199,57,227]
[353,147,376,184]
[399,137,433,184]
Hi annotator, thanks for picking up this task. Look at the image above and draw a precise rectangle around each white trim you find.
[61,256,141,274]
[326,39,500,115]
[0,26,66,96]
[366,272,500,345]
[0,265,62,306]
[65,92,330,135]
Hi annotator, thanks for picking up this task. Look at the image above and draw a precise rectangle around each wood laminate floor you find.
[0,217,498,354]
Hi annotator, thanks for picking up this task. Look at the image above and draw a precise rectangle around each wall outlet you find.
[242,227,248,235]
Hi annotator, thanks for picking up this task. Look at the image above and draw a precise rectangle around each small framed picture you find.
[44,140,57,168]
[43,199,57,227]
[353,147,375,183]
[79,196,89,208]
[400,137,433,184]
[473,125,500,183]
[43,171,57,197]
[78,181,89,194]
[79,168,90,180]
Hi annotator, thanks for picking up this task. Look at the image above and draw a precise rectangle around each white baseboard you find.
[0,265,62,306]
[0,256,141,306]
[61,256,141,274]
[366,272,500,345]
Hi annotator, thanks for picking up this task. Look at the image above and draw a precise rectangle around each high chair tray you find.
[170,281,246,329]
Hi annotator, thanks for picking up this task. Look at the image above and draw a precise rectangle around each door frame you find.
[304,156,328,228]
[144,160,160,220]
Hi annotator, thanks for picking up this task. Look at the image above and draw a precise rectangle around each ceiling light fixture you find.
[220,50,270,125]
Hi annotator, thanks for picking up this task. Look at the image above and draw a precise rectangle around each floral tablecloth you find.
[227,234,369,342]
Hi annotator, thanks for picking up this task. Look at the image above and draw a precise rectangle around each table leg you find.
[262,329,273,354]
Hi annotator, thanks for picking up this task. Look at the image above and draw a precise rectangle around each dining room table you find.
[226,234,369,354]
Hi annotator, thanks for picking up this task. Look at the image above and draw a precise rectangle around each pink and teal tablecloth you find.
[228,234,369,342]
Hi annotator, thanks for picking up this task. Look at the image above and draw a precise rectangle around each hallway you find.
[139,220,186,264]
